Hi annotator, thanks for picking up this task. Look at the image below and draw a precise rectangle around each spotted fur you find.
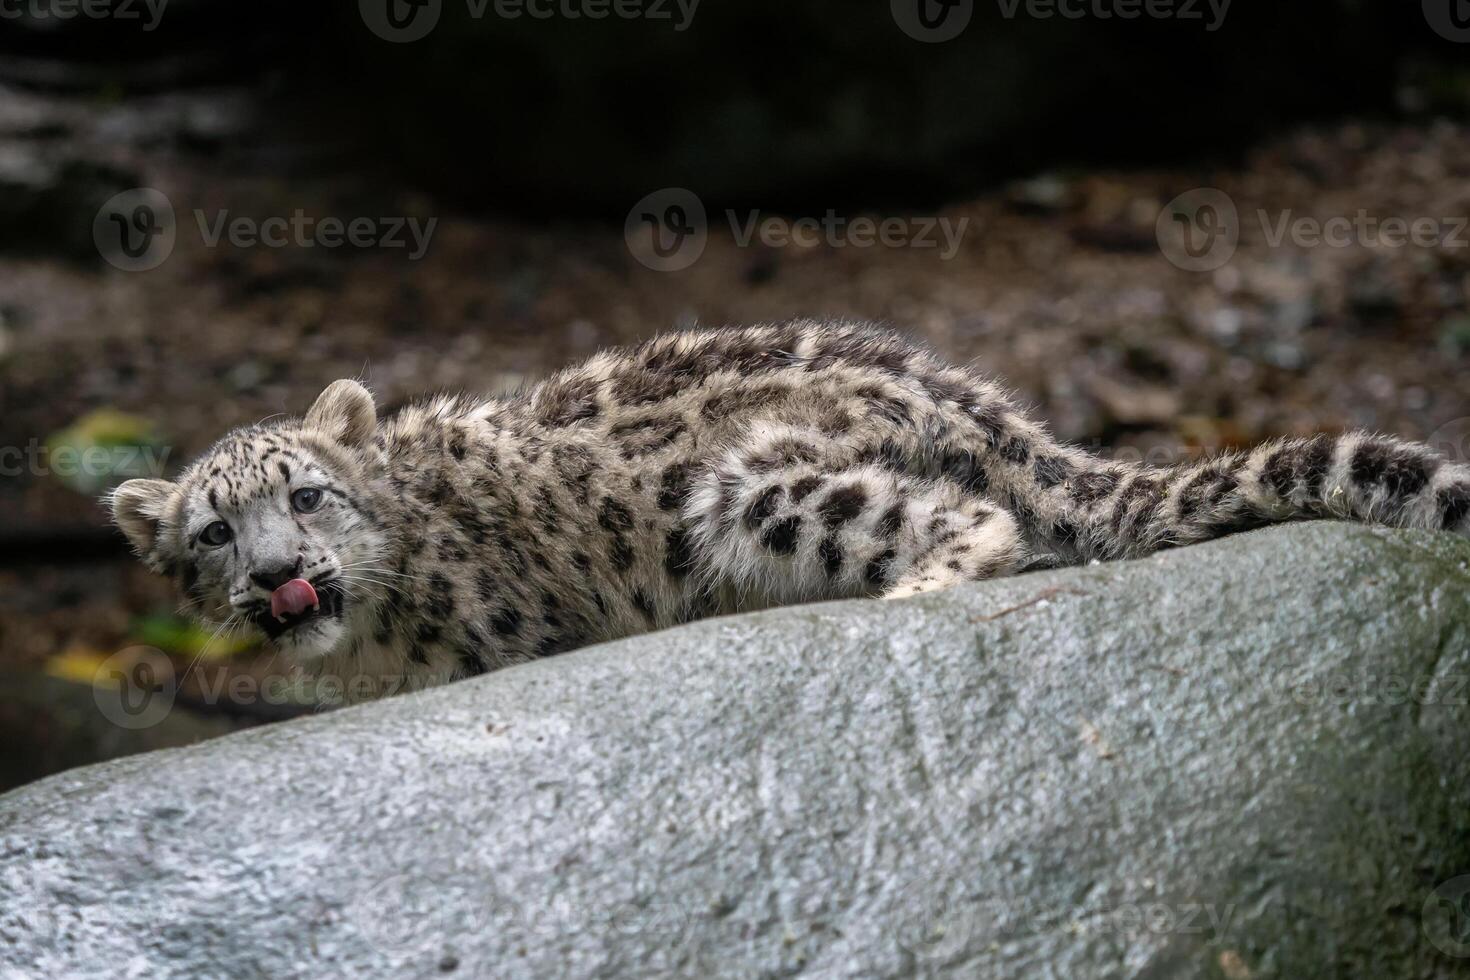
[110,321,1470,700]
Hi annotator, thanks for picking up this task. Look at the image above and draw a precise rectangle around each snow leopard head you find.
[109,380,389,662]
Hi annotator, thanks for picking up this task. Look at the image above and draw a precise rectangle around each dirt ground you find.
[2,83,1469,785]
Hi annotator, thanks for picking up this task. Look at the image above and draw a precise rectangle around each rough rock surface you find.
[2,523,1468,978]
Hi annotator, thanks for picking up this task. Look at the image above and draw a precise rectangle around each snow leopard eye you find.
[291,487,324,513]
[200,521,232,547]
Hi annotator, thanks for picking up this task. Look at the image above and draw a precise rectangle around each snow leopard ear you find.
[110,479,178,569]
[306,379,376,448]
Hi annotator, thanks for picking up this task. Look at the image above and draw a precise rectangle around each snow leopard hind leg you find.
[682,432,1026,607]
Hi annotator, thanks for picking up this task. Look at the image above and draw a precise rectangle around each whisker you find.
[337,563,428,583]
[181,611,242,686]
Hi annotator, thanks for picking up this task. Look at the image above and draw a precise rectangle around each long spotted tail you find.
[1015,432,1470,562]
[836,326,1467,564]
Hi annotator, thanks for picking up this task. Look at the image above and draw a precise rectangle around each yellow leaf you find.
[44,647,113,687]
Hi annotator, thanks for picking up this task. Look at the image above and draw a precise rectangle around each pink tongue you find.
[270,578,319,619]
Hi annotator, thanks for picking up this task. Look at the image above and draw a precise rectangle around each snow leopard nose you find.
[250,558,304,592]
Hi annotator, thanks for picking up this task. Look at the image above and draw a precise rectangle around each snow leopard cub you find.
[110,321,1470,700]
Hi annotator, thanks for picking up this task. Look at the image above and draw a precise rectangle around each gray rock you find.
[2,522,1469,979]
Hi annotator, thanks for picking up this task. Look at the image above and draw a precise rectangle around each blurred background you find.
[2,0,1469,791]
